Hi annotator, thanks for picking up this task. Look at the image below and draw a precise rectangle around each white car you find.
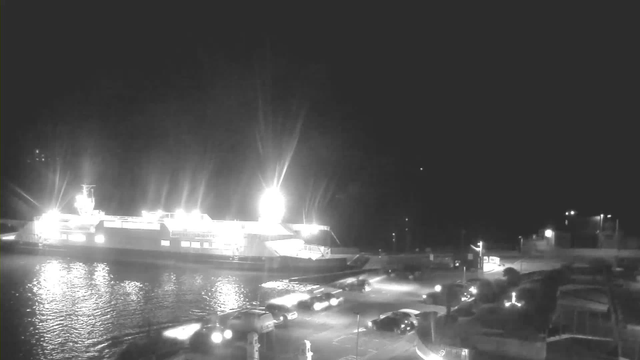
[226,309,275,334]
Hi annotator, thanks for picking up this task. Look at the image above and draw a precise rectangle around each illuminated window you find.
[161,240,171,247]
[191,242,201,248]
[181,241,190,247]
[202,242,210,248]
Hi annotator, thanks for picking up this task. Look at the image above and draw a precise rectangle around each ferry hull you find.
[0,239,352,274]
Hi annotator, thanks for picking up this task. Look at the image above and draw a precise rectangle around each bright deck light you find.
[258,188,285,223]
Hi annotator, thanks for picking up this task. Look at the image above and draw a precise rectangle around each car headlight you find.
[422,294,427,298]
[329,298,338,306]
[368,321,373,327]
[95,234,105,244]
[313,303,322,311]
[223,329,232,339]
[162,323,201,340]
[469,286,477,294]
[211,332,223,343]
[434,285,442,292]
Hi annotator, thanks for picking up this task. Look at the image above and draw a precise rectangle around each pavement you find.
[261,275,450,360]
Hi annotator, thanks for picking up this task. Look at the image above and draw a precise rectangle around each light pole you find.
[392,233,396,254]
[405,218,409,254]
[355,312,361,360]
[470,241,483,271]
[565,210,576,226]
[519,236,523,253]
[545,229,555,247]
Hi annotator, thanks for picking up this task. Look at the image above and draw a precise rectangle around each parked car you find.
[321,292,344,306]
[225,309,275,335]
[253,303,298,326]
[298,292,344,311]
[368,309,420,334]
[341,279,372,292]
[422,279,481,305]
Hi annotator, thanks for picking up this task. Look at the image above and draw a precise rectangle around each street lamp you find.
[392,232,397,253]
[354,312,361,360]
[470,241,483,271]
[545,229,555,247]
[565,210,576,225]
[519,236,524,253]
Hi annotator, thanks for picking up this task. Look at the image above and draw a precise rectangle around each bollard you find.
[298,339,312,360]
[462,266,466,283]
[247,332,259,360]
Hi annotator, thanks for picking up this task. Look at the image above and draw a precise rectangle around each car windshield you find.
[266,304,285,312]
[393,312,412,319]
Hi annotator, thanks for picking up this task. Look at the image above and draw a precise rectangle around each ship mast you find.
[75,184,96,216]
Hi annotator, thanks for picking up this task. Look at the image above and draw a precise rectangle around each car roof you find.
[265,303,288,308]
[236,309,270,316]
[398,309,419,315]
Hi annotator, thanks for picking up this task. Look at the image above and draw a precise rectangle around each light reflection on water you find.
[0,254,282,360]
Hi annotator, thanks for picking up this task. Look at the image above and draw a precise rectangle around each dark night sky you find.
[2,3,639,248]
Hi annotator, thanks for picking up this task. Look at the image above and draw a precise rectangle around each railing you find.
[302,244,330,258]
[549,308,615,341]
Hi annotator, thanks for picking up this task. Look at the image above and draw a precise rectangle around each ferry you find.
[0,185,367,273]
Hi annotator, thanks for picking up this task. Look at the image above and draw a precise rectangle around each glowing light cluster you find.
[74,190,95,216]
[258,188,285,223]
[300,224,321,237]
[504,291,522,307]
[37,209,63,240]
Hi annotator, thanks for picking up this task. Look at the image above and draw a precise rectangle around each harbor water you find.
[0,253,289,360]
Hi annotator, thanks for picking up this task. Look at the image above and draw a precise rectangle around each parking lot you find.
[263,276,451,360]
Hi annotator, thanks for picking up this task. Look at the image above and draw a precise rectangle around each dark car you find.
[263,303,298,325]
[422,278,481,305]
[341,279,372,292]
[387,264,422,280]
[321,292,344,306]
[368,309,420,334]
[298,292,343,311]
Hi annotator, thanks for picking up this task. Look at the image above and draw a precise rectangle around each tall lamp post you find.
[545,229,555,248]
[564,210,576,226]
[355,312,361,360]
[470,241,483,272]
[392,233,396,254]
[405,217,410,254]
